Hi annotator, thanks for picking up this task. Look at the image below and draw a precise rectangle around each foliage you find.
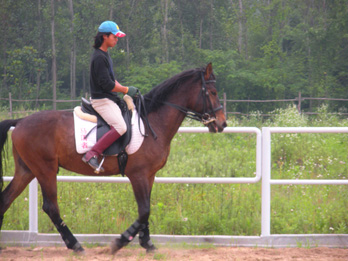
[4,46,47,100]
[123,61,182,94]
[1,0,348,113]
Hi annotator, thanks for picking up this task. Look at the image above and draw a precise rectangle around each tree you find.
[51,0,57,110]
[6,46,46,101]
[67,0,77,99]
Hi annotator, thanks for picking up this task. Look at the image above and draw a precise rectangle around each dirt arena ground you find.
[1,246,348,260]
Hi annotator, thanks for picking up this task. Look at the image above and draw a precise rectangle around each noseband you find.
[163,72,223,125]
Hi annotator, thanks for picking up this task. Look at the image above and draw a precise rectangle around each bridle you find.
[137,71,223,140]
[162,72,223,126]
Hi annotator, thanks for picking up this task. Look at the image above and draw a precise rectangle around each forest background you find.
[0,0,348,114]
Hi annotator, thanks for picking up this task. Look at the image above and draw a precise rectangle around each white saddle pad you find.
[73,108,145,155]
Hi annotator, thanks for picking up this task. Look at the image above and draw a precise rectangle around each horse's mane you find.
[143,67,208,113]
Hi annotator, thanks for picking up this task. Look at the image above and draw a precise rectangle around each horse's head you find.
[188,63,227,133]
[143,63,227,133]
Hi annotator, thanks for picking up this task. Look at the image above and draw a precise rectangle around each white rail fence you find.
[261,127,348,241]
[1,127,348,248]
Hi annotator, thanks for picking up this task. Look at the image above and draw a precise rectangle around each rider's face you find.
[104,34,118,48]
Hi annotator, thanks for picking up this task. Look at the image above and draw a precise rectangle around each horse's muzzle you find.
[207,118,227,133]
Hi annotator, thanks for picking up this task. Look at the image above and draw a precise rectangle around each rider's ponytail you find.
[93,32,111,49]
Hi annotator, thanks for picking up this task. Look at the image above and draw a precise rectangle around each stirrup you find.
[95,156,106,174]
[82,155,105,173]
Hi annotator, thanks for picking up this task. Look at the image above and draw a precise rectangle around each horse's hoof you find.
[73,247,85,255]
[110,239,122,255]
[72,243,85,255]
[146,245,157,253]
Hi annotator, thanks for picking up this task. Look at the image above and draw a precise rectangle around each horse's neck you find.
[148,81,196,143]
[150,101,187,143]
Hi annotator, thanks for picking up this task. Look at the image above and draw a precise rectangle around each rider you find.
[82,21,138,172]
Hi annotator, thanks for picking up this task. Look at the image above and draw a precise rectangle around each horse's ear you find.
[204,62,213,80]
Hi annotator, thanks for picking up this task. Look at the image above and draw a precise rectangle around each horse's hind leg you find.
[14,146,84,252]
[0,148,35,231]
[36,172,84,253]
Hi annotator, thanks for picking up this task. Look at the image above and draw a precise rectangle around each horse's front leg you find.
[111,175,156,254]
[138,220,156,252]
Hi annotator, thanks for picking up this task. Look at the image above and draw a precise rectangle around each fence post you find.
[297,92,301,113]
[223,92,227,119]
[29,179,38,233]
[9,93,12,118]
[261,127,271,237]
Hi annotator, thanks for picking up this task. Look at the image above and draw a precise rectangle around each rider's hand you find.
[127,86,139,98]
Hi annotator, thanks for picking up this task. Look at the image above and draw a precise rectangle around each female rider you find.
[82,21,138,172]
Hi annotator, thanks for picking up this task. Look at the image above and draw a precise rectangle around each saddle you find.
[74,94,155,175]
[77,97,133,175]
[80,97,132,156]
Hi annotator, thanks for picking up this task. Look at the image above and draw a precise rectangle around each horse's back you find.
[11,110,75,170]
[17,110,72,128]
[12,110,73,144]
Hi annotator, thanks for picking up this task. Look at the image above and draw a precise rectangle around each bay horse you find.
[0,63,226,254]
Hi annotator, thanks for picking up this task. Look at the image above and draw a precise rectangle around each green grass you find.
[1,105,348,236]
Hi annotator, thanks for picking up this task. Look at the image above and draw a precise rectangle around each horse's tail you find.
[0,119,22,196]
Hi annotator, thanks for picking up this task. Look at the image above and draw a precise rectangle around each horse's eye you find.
[211,91,217,96]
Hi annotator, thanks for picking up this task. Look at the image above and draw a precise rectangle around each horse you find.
[0,63,226,254]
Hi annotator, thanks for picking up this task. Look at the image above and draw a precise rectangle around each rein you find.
[162,72,222,125]
[135,92,158,140]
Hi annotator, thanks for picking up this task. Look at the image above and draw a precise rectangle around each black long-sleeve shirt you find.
[89,49,120,101]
